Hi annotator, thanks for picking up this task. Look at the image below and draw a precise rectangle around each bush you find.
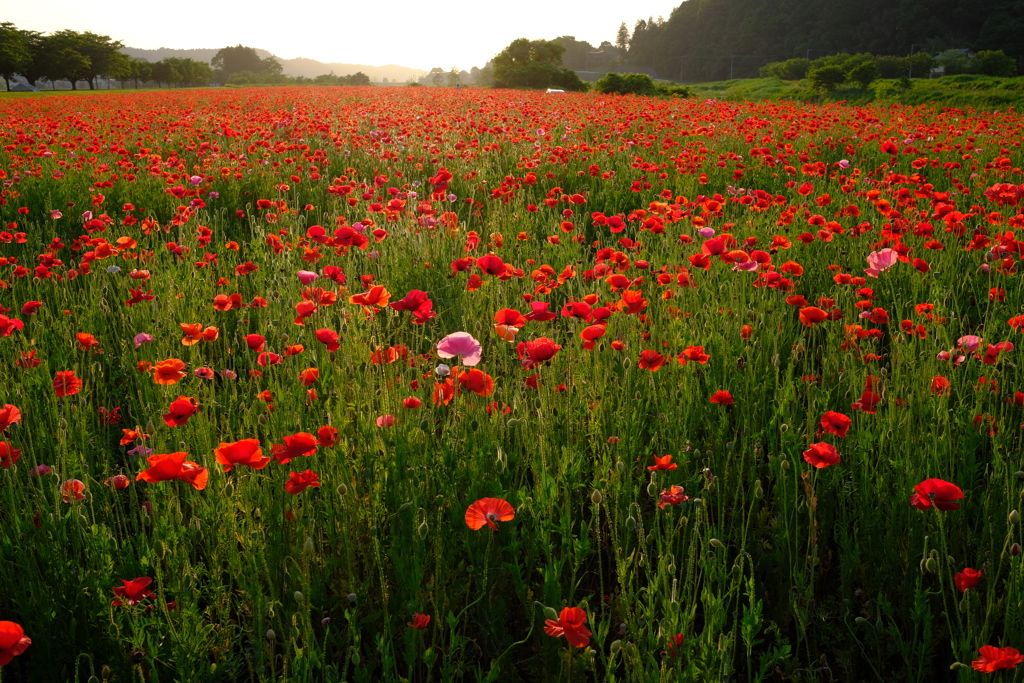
[760,58,810,81]
[975,50,1017,77]
[847,61,880,89]
[655,82,692,97]
[935,49,972,75]
[596,72,656,96]
[876,55,907,79]
[808,64,847,93]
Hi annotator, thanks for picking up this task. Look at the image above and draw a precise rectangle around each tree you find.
[48,31,124,89]
[974,50,1016,77]
[428,67,444,86]
[0,22,30,91]
[596,71,657,95]
[491,38,586,91]
[760,58,810,80]
[42,32,92,89]
[808,64,847,93]
[616,22,630,53]
[447,67,462,87]
[847,60,879,89]
[128,59,152,88]
[212,45,281,81]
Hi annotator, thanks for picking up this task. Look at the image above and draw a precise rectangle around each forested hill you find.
[621,0,1023,82]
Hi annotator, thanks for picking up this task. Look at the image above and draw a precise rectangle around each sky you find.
[6,0,681,72]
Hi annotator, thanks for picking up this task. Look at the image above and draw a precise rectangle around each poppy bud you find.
[616,461,624,473]
[626,516,636,530]
[925,557,938,573]
[710,538,725,549]
[507,419,519,428]
[753,481,763,499]
[591,490,603,505]
[950,662,968,671]
[337,483,348,496]
[855,617,869,626]
[1012,543,1022,556]
[781,460,790,470]
[610,640,622,655]
[418,521,429,538]
[294,591,304,603]
[102,666,110,679]
[265,629,276,641]
[350,652,361,666]
[543,606,559,621]
[303,537,315,554]
[1010,510,1020,525]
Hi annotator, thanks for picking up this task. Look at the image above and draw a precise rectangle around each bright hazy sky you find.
[7,0,680,71]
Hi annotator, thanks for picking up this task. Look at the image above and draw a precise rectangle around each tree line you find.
[606,0,1022,82]
[0,25,373,91]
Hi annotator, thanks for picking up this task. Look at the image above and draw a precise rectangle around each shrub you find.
[876,55,907,79]
[760,58,810,81]
[808,64,847,93]
[975,50,1017,77]
[596,72,656,96]
[847,61,880,89]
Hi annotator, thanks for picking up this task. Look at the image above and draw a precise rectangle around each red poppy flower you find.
[930,376,951,396]
[348,285,391,308]
[271,432,318,465]
[316,425,338,447]
[53,370,83,397]
[0,442,20,468]
[61,479,86,502]
[709,390,734,406]
[0,621,31,666]
[244,334,266,353]
[658,485,689,509]
[214,439,270,472]
[21,301,42,316]
[465,497,515,530]
[803,443,840,468]
[257,352,282,367]
[677,345,710,366]
[163,396,199,427]
[315,329,340,352]
[153,358,187,385]
[112,577,154,607]
[284,470,321,495]
[403,396,423,408]
[637,349,666,371]
[972,645,1024,673]
[580,324,607,350]
[955,567,982,592]
[820,411,851,438]
[76,332,100,350]
[0,404,20,434]
[516,338,561,369]
[136,452,208,490]
[298,368,319,386]
[544,606,592,648]
[799,306,829,326]
[105,474,130,490]
[647,454,677,471]
[910,478,964,511]
[457,369,494,397]
[475,254,506,276]
[407,613,431,629]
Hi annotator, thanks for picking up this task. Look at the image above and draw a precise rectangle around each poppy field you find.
[2,86,1024,681]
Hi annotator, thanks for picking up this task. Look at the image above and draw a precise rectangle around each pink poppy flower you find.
[958,335,982,353]
[134,332,154,349]
[865,248,898,278]
[297,270,319,285]
[436,332,482,367]
[376,414,396,427]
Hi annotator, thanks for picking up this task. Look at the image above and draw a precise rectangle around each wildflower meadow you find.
[2,86,1024,681]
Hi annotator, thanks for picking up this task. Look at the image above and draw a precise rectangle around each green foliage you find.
[808,64,847,93]
[847,60,880,89]
[974,50,1017,77]
[596,72,658,96]
[0,22,30,90]
[760,58,810,81]
[212,44,282,82]
[492,38,586,91]
[935,49,973,75]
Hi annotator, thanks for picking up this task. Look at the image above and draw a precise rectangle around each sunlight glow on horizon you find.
[6,0,680,72]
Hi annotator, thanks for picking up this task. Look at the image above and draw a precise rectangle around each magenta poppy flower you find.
[134,332,154,349]
[376,414,396,427]
[436,332,482,367]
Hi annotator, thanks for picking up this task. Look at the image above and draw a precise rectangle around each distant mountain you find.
[120,47,427,83]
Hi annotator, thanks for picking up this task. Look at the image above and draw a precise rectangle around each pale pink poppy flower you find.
[865,249,898,278]
[838,159,851,169]
[958,335,982,353]
[134,332,154,349]
[698,227,716,239]
[376,414,396,428]
[437,332,482,367]
[50,209,62,220]
[732,261,758,272]
[297,270,319,285]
